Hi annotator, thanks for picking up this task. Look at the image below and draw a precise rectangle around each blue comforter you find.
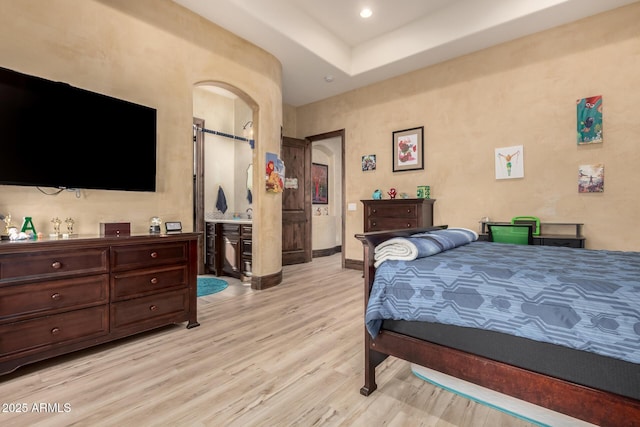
[366,241,640,364]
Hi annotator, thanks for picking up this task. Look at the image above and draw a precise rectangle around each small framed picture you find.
[393,126,424,172]
[495,145,524,179]
[311,163,328,204]
[362,154,376,171]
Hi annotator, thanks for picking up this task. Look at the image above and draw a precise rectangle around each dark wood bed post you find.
[356,227,444,396]
[357,232,385,396]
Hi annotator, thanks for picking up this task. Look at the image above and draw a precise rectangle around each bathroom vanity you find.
[205,220,252,280]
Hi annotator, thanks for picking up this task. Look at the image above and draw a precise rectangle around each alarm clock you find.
[165,221,182,234]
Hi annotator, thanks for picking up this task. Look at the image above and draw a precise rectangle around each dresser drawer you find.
[0,275,109,322]
[111,242,188,271]
[110,289,189,331]
[111,265,188,301]
[367,204,418,219]
[0,248,108,283]
[0,306,109,357]
[367,218,418,231]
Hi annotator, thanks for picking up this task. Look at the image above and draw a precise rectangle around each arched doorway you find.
[192,82,257,275]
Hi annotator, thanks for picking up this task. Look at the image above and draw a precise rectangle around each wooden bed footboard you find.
[355,228,640,427]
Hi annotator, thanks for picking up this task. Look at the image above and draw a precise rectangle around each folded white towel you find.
[373,237,419,268]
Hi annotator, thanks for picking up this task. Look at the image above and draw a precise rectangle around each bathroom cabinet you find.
[205,221,252,280]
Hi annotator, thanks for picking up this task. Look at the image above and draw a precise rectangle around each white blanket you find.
[373,228,478,268]
[373,237,420,268]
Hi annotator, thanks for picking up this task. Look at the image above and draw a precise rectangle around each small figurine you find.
[0,213,8,238]
[65,217,75,235]
[51,217,62,237]
[387,188,397,199]
[400,192,409,199]
[372,189,382,200]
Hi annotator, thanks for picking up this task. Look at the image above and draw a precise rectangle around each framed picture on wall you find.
[311,162,328,204]
[577,95,603,145]
[392,126,424,172]
[362,154,376,171]
[495,145,524,179]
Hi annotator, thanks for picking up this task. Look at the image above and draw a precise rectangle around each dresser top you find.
[361,198,435,203]
[0,232,201,254]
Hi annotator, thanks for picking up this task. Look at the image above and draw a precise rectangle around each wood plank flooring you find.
[1,254,544,426]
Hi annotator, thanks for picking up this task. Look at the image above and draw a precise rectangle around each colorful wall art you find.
[577,95,603,144]
[392,127,424,172]
[362,154,376,171]
[578,164,604,193]
[311,163,328,204]
[265,152,284,193]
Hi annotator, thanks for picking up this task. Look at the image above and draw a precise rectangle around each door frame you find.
[306,129,346,268]
[193,117,205,274]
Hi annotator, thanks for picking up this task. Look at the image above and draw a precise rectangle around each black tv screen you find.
[0,66,157,192]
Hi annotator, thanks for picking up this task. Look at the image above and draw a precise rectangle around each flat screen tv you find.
[0,66,157,192]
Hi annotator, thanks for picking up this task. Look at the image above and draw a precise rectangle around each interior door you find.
[281,136,312,265]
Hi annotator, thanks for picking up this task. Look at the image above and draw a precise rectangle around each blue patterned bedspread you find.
[366,241,640,364]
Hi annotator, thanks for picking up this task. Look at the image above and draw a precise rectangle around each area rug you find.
[197,277,228,297]
[411,364,590,427]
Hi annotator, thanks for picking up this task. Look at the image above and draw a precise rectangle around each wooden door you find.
[281,136,312,265]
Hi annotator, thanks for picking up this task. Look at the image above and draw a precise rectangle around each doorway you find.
[192,83,256,275]
[307,130,345,268]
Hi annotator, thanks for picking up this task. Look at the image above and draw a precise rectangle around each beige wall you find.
[0,0,283,278]
[293,3,640,261]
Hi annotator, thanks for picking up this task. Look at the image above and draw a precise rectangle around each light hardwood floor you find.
[0,254,541,427]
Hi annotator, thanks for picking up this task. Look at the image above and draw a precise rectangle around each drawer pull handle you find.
[407,209,412,213]
[406,224,411,228]
[51,327,61,335]
[149,305,158,312]
[372,209,377,213]
[51,293,61,300]
[372,222,376,226]
[150,277,158,284]
[150,252,158,258]
[51,261,62,269]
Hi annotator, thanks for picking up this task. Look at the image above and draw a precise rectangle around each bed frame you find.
[356,227,640,427]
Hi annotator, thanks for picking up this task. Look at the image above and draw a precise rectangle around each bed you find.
[355,227,640,427]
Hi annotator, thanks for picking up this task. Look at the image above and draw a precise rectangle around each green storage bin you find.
[488,224,533,245]
[511,216,540,235]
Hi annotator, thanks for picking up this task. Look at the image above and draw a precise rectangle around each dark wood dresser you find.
[0,233,200,375]
[362,198,436,232]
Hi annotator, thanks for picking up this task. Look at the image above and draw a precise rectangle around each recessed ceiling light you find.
[324,75,334,83]
[360,8,372,18]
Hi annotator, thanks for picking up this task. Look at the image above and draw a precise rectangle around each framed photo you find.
[578,163,604,193]
[362,154,376,171]
[311,162,328,204]
[393,126,424,172]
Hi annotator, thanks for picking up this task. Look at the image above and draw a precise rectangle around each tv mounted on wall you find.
[0,66,157,192]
